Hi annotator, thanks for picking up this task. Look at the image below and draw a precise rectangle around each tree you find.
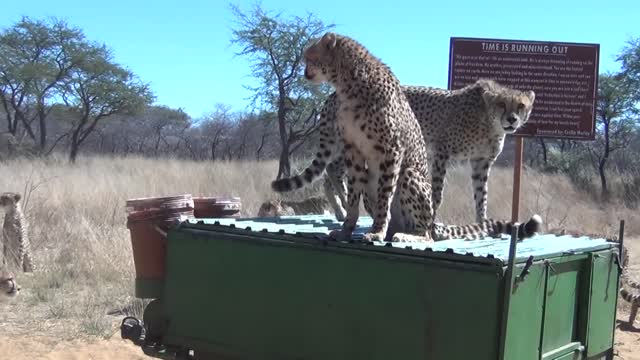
[59,45,153,162]
[588,73,638,200]
[618,37,640,100]
[230,3,333,178]
[200,104,234,161]
[253,111,275,161]
[232,111,276,161]
[0,17,88,152]
[141,106,191,156]
[67,105,188,158]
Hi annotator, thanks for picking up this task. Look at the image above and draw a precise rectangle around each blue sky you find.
[2,0,638,119]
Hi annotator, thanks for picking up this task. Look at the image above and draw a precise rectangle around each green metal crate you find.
[136,215,621,360]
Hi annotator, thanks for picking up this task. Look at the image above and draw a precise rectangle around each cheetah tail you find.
[620,285,640,305]
[271,157,330,193]
[433,214,543,241]
[485,214,543,240]
[620,245,640,304]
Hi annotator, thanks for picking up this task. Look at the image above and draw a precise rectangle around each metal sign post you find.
[511,138,524,222]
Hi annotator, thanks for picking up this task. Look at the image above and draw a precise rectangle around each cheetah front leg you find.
[329,146,364,241]
[3,234,21,271]
[470,158,493,223]
[1,233,6,266]
[21,248,34,273]
[430,153,449,222]
[362,152,401,243]
[1,241,6,268]
[360,174,402,242]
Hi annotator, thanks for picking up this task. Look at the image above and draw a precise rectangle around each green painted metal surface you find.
[552,348,582,360]
[187,216,613,264]
[163,230,501,359]
[544,342,583,360]
[503,263,546,360]
[135,278,163,299]
[586,251,619,357]
[136,215,621,360]
[542,260,582,353]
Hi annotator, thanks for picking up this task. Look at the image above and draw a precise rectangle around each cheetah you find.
[0,267,20,300]
[272,79,536,224]
[620,245,640,325]
[301,31,436,242]
[1,192,34,272]
[257,197,331,217]
[300,32,541,243]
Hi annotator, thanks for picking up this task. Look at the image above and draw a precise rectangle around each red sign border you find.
[448,36,600,141]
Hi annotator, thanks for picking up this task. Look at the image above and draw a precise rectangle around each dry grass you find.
[0,154,638,340]
[438,164,640,236]
[0,155,277,339]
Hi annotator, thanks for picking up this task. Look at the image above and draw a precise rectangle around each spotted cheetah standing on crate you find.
[302,31,433,242]
[272,79,536,224]
[300,32,541,242]
[1,192,34,272]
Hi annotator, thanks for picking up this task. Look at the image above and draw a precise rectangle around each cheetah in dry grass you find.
[620,245,640,325]
[1,192,34,272]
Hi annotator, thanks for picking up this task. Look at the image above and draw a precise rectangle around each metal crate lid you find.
[184,214,615,264]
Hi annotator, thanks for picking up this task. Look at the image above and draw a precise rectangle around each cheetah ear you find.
[13,193,21,202]
[481,90,497,107]
[322,32,337,49]
[526,90,535,103]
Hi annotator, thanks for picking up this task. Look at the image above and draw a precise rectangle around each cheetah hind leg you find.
[430,153,449,223]
[629,302,639,325]
[22,251,34,273]
[329,148,364,242]
[390,168,435,243]
[323,161,347,221]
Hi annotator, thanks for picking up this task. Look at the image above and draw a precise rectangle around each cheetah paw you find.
[329,229,352,242]
[392,233,434,243]
[362,232,386,243]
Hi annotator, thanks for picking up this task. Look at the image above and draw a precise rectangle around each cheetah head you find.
[302,32,339,84]
[482,88,535,134]
[0,269,20,300]
[0,192,21,210]
[257,200,295,217]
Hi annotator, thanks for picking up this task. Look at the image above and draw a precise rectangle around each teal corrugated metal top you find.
[185,214,614,262]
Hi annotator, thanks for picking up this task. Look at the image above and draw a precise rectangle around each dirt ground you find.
[0,311,637,359]
[0,332,149,359]
[615,320,640,360]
